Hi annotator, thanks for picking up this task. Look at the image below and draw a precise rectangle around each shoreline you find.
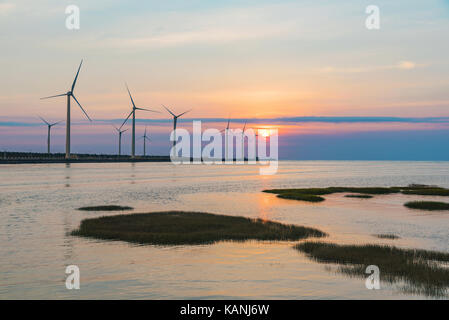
[0,157,172,164]
[0,152,171,164]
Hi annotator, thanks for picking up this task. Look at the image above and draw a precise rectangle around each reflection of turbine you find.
[140,126,151,156]
[121,84,159,158]
[163,105,191,155]
[113,125,128,156]
[41,60,92,159]
[38,116,63,154]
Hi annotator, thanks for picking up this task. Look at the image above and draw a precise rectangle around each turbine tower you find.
[121,84,159,158]
[140,126,151,156]
[163,105,191,155]
[241,121,247,160]
[39,116,63,154]
[40,60,92,159]
[113,125,128,156]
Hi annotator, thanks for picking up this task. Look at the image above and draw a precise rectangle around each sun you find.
[259,129,271,138]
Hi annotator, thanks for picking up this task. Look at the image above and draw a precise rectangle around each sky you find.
[0,0,448,159]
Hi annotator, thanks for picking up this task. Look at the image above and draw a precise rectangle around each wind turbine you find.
[113,125,128,156]
[220,117,231,158]
[121,84,159,158]
[241,121,247,160]
[39,116,63,154]
[163,105,191,154]
[140,126,151,156]
[40,60,92,159]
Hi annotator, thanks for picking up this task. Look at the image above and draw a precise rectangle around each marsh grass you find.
[71,211,327,245]
[345,194,373,199]
[404,201,449,211]
[263,187,397,202]
[402,189,449,196]
[295,241,449,297]
[78,205,134,211]
[373,234,400,239]
[264,184,449,203]
[277,193,325,202]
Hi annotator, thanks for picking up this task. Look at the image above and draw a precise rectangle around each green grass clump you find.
[78,205,134,211]
[71,211,327,245]
[263,187,397,202]
[264,184,449,203]
[345,194,373,199]
[373,234,400,240]
[402,189,449,196]
[404,201,449,211]
[390,184,449,196]
[277,193,325,202]
[295,241,449,297]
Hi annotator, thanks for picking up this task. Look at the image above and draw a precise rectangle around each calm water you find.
[0,161,448,299]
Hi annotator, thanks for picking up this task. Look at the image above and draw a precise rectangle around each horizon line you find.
[2,116,449,127]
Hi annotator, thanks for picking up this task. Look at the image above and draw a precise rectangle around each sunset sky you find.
[1,0,449,159]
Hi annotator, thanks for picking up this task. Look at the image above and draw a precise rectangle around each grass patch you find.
[402,189,449,196]
[277,193,325,202]
[295,241,449,297]
[404,201,449,211]
[345,194,373,199]
[71,211,327,245]
[373,234,400,240]
[78,205,134,211]
[264,184,449,203]
[263,187,398,202]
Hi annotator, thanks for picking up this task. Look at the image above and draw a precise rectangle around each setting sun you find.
[258,129,271,138]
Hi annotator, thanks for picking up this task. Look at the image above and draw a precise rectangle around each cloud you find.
[320,61,421,74]
[397,61,416,70]
[0,2,15,15]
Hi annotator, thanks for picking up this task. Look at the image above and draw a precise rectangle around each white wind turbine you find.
[220,117,231,158]
[241,121,247,160]
[140,126,151,156]
[113,125,128,156]
[40,60,92,159]
[38,116,63,154]
[121,84,159,158]
[163,105,191,155]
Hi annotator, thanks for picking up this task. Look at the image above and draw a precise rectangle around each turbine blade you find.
[162,105,176,117]
[243,121,247,131]
[120,110,133,129]
[50,120,64,127]
[177,109,192,118]
[136,107,160,113]
[71,59,83,92]
[71,94,92,121]
[125,83,136,109]
[121,128,129,133]
[40,93,67,100]
[38,116,50,125]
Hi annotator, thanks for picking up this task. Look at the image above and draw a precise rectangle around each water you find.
[0,161,448,299]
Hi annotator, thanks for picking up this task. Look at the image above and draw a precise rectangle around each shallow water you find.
[0,161,448,299]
